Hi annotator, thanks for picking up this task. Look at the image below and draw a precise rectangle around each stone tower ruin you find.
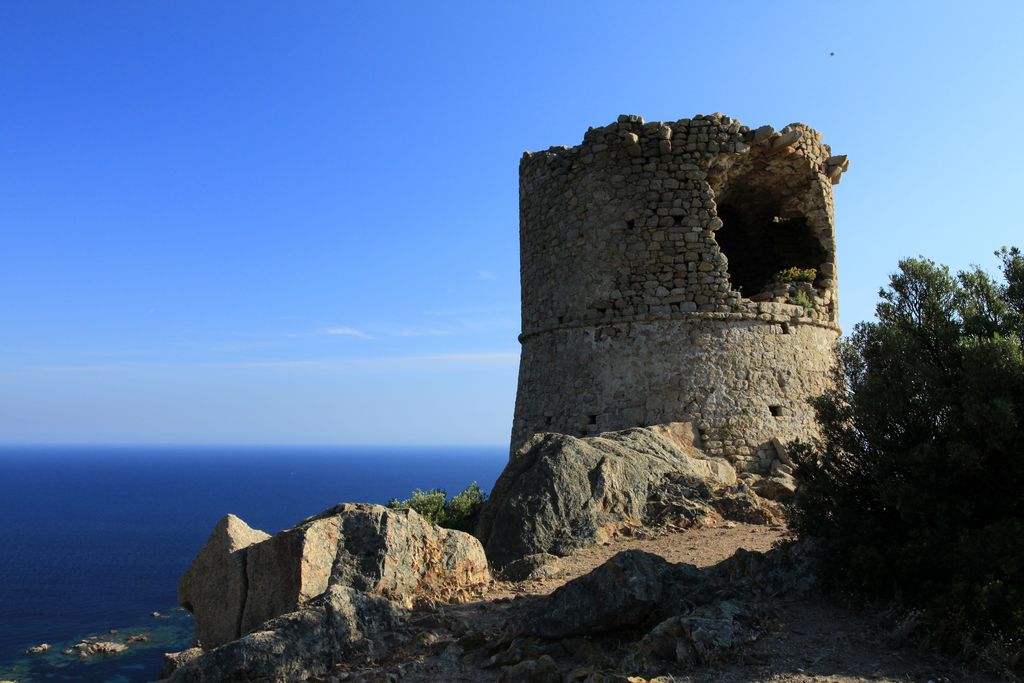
[512,113,849,473]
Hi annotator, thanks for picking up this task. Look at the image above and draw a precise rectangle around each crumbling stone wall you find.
[512,113,849,473]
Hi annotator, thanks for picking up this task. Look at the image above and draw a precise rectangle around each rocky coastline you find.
[157,423,813,682]
[2,608,193,683]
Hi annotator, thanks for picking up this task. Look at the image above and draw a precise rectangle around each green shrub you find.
[789,290,815,311]
[791,247,1024,669]
[773,266,817,283]
[387,488,447,524]
[386,482,486,532]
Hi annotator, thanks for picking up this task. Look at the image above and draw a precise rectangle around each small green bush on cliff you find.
[386,482,486,532]
[791,248,1024,668]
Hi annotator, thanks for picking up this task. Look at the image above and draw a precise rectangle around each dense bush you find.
[386,482,486,532]
[791,248,1024,662]
[773,266,817,283]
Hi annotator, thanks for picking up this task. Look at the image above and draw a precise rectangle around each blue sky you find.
[2,1,1022,445]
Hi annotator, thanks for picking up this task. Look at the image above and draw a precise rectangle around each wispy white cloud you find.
[477,270,498,281]
[324,326,374,340]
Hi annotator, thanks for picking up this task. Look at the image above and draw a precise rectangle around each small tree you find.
[791,248,1024,658]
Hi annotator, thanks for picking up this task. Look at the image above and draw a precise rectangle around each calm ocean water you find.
[0,445,507,682]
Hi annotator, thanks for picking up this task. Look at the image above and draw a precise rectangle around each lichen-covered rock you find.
[180,503,489,649]
[177,514,270,649]
[165,586,398,683]
[476,423,741,568]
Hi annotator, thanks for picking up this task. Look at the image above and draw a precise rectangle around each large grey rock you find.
[500,553,562,581]
[239,512,342,636]
[622,599,759,673]
[517,550,705,638]
[753,472,798,500]
[513,542,819,677]
[180,503,489,649]
[708,541,820,596]
[476,423,737,568]
[165,586,398,683]
[178,514,270,649]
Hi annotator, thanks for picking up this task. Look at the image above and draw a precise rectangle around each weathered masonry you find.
[511,113,849,473]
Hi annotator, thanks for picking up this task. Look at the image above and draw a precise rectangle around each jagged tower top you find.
[518,113,848,341]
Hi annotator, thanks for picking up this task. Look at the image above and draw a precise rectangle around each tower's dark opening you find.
[715,179,827,297]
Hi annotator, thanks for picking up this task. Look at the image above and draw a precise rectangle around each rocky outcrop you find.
[752,471,798,500]
[476,423,780,569]
[516,550,706,638]
[165,424,798,682]
[622,599,761,672]
[518,541,816,641]
[178,514,270,649]
[499,553,563,581]
[165,586,399,682]
[159,648,203,679]
[69,640,128,658]
[507,542,818,679]
[165,517,817,681]
[178,503,489,649]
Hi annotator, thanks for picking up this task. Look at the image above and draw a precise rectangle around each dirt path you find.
[329,524,1006,683]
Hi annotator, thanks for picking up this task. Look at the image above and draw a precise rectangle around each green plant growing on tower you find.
[790,290,815,311]
[773,267,817,284]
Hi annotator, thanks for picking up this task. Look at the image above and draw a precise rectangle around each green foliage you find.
[388,488,447,524]
[773,266,817,284]
[445,482,487,529]
[386,482,486,532]
[789,290,815,311]
[791,247,1024,666]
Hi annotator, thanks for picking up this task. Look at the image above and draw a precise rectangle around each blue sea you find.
[0,445,507,682]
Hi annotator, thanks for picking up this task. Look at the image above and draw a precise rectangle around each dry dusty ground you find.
[329,524,1010,683]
